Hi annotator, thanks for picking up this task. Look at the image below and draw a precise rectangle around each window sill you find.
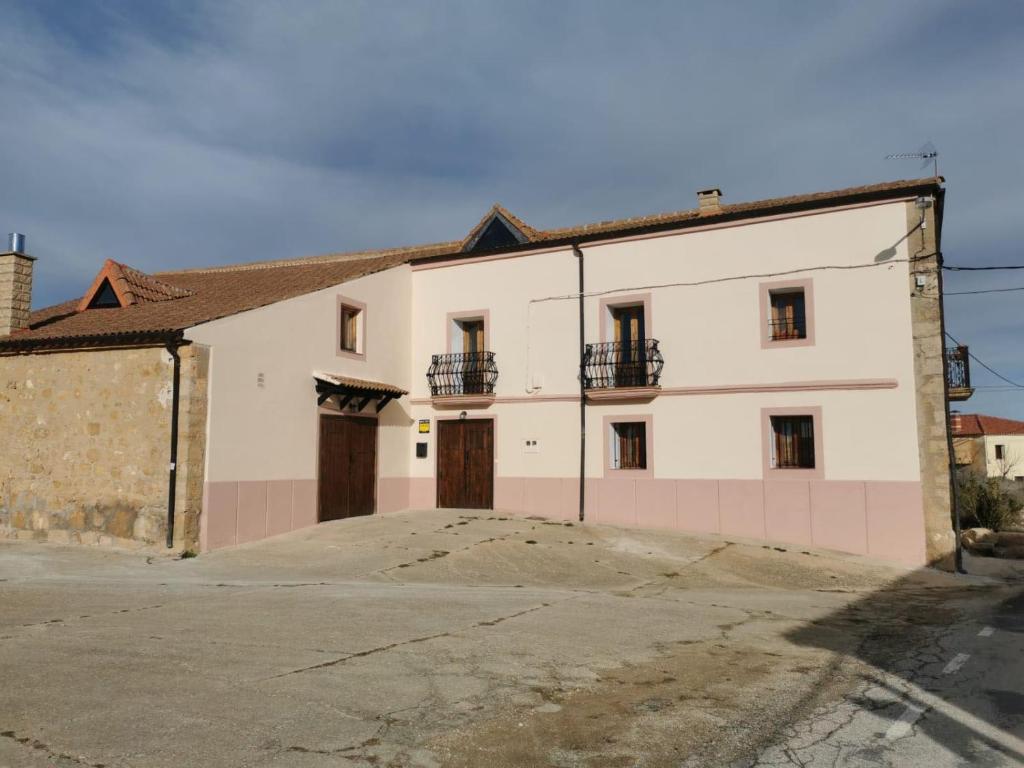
[586,386,660,402]
[765,467,824,480]
[764,337,814,349]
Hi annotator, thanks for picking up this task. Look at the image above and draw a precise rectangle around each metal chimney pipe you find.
[7,233,25,254]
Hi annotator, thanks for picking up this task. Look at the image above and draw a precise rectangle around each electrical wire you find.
[944,264,1024,271]
[945,286,1024,296]
[530,253,933,305]
[945,331,1024,389]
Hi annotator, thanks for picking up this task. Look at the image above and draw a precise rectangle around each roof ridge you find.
[156,240,460,276]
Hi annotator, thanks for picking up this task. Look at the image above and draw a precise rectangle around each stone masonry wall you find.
[0,253,34,336]
[0,344,207,551]
[907,199,956,568]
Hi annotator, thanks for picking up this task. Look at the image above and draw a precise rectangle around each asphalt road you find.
[0,510,1020,767]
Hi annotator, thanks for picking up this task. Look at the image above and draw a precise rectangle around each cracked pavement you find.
[0,510,1020,767]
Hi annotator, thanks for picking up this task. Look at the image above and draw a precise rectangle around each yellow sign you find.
[418,419,431,434]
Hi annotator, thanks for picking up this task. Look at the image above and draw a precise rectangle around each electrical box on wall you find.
[523,439,540,454]
[416,442,428,458]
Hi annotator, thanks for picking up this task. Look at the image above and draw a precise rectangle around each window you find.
[336,296,366,358]
[769,289,806,341]
[995,444,1006,461]
[610,421,647,470]
[759,279,814,348]
[770,415,815,469]
[456,318,485,354]
[87,279,121,309]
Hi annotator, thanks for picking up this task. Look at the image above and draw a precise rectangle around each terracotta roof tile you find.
[314,372,408,396]
[952,414,1024,437]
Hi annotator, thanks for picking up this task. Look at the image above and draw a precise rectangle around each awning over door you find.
[313,371,408,413]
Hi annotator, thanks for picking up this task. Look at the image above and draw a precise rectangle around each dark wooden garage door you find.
[318,415,377,522]
[437,419,494,509]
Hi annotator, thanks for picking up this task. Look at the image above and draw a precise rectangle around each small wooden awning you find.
[313,372,408,413]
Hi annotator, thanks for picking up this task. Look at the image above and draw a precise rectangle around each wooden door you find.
[318,415,377,522]
[437,419,494,509]
[612,305,646,386]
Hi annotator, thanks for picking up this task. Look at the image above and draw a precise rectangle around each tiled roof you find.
[952,414,1024,437]
[313,372,408,396]
[2,176,941,352]
[4,245,451,351]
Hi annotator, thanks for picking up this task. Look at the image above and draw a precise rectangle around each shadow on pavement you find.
[783,557,1024,764]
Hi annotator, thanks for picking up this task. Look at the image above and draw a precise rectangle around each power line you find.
[530,253,933,305]
[946,332,1024,389]
[944,264,1024,271]
[945,286,1024,296]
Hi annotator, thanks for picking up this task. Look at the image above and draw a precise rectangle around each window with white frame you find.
[609,421,647,470]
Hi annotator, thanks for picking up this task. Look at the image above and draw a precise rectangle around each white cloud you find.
[1,0,1022,413]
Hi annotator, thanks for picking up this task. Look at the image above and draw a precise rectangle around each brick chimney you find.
[697,188,722,215]
[950,411,962,434]
[0,233,35,336]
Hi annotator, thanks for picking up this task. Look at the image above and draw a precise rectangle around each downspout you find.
[932,195,965,573]
[573,243,586,522]
[165,339,182,549]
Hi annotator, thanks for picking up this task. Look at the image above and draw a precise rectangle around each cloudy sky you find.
[2,1,1022,415]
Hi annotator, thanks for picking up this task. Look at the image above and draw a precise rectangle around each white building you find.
[0,177,968,567]
[952,413,1024,482]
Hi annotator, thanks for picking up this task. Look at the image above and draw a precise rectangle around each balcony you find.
[946,346,974,401]
[582,339,664,401]
[426,351,499,406]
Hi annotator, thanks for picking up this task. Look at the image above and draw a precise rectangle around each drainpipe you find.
[573,243,586,522]
[165,340,182,549]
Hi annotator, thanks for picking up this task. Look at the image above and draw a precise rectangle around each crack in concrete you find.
[266,601,557,680]
[0,729,107,767]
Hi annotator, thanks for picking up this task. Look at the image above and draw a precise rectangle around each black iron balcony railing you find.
[768,316,807,341]
[582,339,664,390]
[427,351,499,397]
[946,345,971,392]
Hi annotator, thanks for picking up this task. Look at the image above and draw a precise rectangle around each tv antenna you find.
[886,141,939,177]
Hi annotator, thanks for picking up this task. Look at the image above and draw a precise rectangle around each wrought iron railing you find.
[582,339,664,389]
[427,351,499,396]
[768,317,807,341]
[946,346,971,391]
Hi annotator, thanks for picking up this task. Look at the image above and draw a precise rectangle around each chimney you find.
[950,411,962,434]
[697,188,722,215]
[0,233,35,336]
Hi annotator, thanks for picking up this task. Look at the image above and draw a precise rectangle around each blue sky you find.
[2,1,1023,416]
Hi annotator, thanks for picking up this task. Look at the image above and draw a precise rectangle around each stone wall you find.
[0,252,34,336]
[0,344,208,551]
[907,198,957,568]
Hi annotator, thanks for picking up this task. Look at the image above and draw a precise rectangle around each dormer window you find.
[77,259,193,312]
[88,279,122,309]
[461,205,535,253]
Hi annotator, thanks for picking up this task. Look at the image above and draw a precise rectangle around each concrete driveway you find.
[1,510,1021,767]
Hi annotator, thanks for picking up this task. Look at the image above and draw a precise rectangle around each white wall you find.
[185,265,412,483]
[980,435,1024,480]
[408,201,922,483]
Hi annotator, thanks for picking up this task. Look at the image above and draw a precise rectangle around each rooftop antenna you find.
[885,141,939,177]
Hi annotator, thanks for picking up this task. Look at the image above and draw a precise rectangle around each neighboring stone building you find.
[952,413,1024,482]
[0,177,972,567]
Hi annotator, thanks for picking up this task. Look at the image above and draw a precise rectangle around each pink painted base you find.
[493,476,926,566]
[201,479,316,551]
[202,475,928,566]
